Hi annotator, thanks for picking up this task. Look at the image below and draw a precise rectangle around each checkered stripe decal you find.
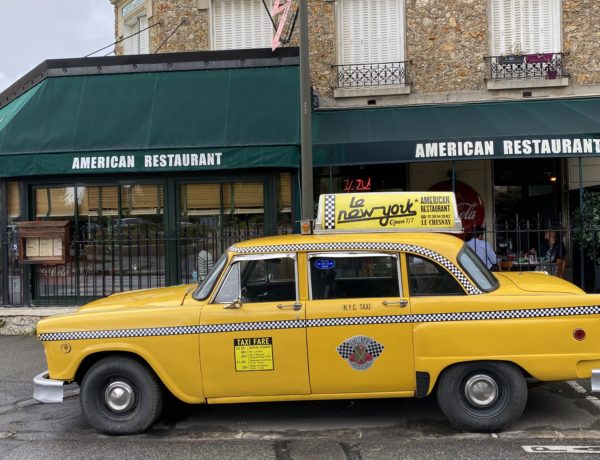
[323,194,336,230]
[230,241,483,295]
[38,320,305,342]
[38,305,600,341]
[38,325,203,342]
[307,315,411,327]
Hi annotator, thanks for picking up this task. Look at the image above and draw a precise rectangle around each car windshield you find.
[193,253,228,301]
[458,244,499,292]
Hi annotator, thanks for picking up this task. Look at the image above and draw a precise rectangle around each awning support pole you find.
[299,0,314,220]
[579,157,585,291]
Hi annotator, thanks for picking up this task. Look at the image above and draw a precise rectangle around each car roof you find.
[231,232,465,259]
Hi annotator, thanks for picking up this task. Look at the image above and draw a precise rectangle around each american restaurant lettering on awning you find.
[415,138,600,159]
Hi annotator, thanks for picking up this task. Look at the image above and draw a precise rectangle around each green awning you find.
[313,98,600,166]
[0,65,299,177]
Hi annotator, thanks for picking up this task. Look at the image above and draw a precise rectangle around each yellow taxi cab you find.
[34,192,600,435]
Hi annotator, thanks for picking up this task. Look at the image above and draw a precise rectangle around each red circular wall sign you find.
[429,180,485,234]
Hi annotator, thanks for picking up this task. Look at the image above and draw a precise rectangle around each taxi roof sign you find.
[315,192,462,233]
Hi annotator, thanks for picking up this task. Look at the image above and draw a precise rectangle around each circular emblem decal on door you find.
[336,336,384,371]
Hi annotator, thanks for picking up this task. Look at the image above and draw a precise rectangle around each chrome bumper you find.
[592,369,600,393]
[33,371,64,403]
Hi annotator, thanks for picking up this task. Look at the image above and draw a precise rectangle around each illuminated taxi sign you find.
[315,192,462,233]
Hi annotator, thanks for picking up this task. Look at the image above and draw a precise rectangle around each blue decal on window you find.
[315,259,335,270]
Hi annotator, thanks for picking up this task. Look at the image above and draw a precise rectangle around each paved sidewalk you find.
[0,336,46,407]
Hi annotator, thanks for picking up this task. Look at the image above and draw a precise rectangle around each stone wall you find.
[405,0,488,94]
[563,0,600,85]
[110,0,600,100]
[151,0,210,53]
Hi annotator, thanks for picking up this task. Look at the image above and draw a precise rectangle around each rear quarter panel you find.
[411,293,600,392]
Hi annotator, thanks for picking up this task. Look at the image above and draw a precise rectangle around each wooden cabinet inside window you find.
[17,221,70,264]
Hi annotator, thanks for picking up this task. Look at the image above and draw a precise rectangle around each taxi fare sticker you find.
[234,337,274,372]
[336,336,384,371]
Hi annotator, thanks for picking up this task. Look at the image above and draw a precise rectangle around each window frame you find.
[488,0,562,56]
[406,253,467,297]
[210,0,273,51]
[336,0,406,66]
[211,252,298,304]
[307,251,402,301]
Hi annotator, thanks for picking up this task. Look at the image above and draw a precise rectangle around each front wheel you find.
[436,361,527,432]
[80,356,163,435]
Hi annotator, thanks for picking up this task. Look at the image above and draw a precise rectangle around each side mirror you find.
[224,297,243,309]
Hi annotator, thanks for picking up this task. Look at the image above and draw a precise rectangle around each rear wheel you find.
[436,361,527,432]
[80,356,163,435]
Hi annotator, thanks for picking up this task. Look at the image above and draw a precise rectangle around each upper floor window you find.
[335,0,407,89]
[122,0,150,55]
[212,0,273,50]
[489,0,561,56]
[338,0,405,66]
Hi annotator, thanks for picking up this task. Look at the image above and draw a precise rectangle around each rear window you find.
[458,245,498,292]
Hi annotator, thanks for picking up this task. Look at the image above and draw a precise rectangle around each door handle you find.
[382,299,409,308]
[277,302,302,311]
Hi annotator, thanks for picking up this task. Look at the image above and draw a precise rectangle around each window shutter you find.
[490,0,559,55]
[132,19,140,55]
[213,0,272,50]
[139,16,149,54]
[340,0,403,65]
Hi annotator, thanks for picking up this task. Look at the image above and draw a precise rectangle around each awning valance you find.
[313,98,600,166]
[0,64,299,177]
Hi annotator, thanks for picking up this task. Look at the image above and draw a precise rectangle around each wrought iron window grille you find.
[332,61,411,88]
[485,52,568,81]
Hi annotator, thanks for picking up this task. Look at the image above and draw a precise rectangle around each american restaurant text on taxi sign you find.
[316,192,462,232]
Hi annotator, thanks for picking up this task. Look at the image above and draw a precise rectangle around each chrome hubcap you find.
[104,381,135,412]
[464,374,499,407]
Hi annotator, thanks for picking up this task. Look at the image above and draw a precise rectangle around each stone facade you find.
[110,0,600,104]
[151,1,210,53]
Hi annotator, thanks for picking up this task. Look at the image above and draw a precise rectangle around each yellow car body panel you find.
[36,231,600,405]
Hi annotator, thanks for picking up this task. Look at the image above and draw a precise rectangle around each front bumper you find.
[592,369,600,393]
[33,371,64,403]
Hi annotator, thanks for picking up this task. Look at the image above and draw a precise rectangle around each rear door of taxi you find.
[304,251,415,394]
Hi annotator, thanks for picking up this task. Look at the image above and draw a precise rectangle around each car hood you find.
[494,272,585,294]
[76,284,195,313]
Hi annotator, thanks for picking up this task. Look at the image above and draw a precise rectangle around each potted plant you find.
[546,62,558,79]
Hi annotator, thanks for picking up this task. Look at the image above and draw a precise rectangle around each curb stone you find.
[0,308,77,335]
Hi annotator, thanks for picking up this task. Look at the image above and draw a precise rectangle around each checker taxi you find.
[34,192,600,435]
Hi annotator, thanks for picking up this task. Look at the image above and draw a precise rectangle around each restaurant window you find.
[277,173,292,234]
[179,181,266,282]
[314,165,407,198]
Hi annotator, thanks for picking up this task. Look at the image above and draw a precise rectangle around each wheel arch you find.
[427,359,533,396]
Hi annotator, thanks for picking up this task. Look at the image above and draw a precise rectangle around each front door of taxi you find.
[200,253,309,398]
[305,251,415,395]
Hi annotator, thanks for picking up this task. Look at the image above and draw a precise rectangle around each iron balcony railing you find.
[332,61,410,88]
[485,52,568,81]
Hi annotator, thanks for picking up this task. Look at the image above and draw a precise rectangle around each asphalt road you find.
[2,336,600,459]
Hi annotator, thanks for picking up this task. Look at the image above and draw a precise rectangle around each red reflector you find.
[573,329,586,341]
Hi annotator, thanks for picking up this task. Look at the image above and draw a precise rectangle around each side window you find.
[214,255,297,304]
[407,255,465,296]
[309,253,400,300]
